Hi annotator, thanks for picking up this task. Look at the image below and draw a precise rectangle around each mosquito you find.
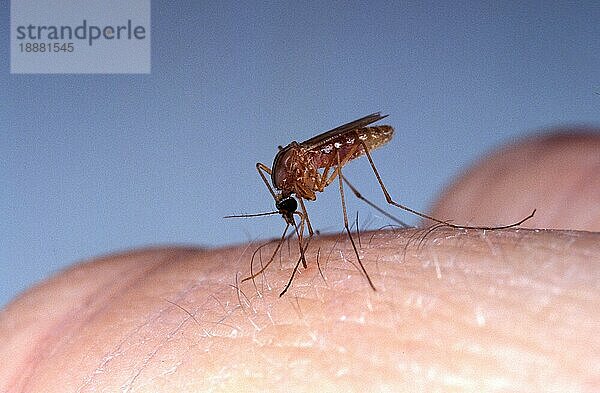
[227,112,536,296]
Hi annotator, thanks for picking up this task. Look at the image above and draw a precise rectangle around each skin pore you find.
[1,132,598,392]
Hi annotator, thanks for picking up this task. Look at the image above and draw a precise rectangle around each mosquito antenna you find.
[224,211,280,219]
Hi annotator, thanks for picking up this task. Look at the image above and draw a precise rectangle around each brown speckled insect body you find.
[228,112,535,296]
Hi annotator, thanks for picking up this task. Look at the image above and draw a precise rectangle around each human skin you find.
[1,132,599,392]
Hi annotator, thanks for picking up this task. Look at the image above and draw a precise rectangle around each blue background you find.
[2,1,599,308]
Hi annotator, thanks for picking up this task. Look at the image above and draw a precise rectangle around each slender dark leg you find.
[360,142,536,230]
[292,211,308,269]
[341,174,411,228]
[355,211,361,248]
[279,211,313,296]
[256,163,277,200]
[319,143,362,190]
[336,152,377,291]
[298,198,314,237]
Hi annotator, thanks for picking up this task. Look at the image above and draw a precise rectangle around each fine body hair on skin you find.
[1,131,599,392]
[1,228,598,392]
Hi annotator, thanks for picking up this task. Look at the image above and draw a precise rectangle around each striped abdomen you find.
[309,125,394,168]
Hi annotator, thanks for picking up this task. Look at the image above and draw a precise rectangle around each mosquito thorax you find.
[271,142,298,191]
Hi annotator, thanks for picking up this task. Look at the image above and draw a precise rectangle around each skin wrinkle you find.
[1,228,598,392]
[9,248,194,392]
[120,321,183,393]
[117,292,238,393]
[121,310,245,392]
[180,286,243,333]
[75,250,207,393]
[39,249,195,392]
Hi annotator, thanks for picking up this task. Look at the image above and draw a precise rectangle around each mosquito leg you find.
[313,139,410,232]
[292,212,308,269]
[355,211,361,248]
[320,142,362,190]
[278,213,313,296]
[341,174,411,228]
[246,214,312,295]
[359,141,536,230]
[298,198,314,236]
[336,152,377,291]
[315,152,337,191]
[256,162,278,201]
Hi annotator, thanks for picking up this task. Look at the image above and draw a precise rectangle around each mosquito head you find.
[276,196,297,224]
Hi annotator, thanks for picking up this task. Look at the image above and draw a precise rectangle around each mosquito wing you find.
[300,112,388,149]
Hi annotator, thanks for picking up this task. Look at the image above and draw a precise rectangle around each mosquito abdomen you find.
[311,125,394,168]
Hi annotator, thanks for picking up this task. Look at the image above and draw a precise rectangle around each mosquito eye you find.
[276,197,297,213]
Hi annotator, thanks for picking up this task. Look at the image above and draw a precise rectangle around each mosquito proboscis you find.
[226,112,536,296]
